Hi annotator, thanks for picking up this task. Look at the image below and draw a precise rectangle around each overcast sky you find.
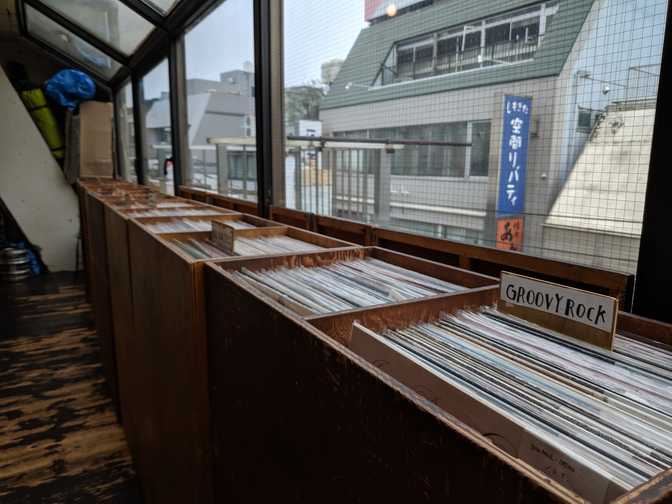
[141,0,365,99]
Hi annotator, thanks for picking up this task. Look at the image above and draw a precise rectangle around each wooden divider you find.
[617,312,672,348]
[177,185,210,203]
[126,220,354,504]
[210,193,259,215]
[177,186,259,214]
[269,205,312,229]
[372,227,635,311]
[313,214,374,245]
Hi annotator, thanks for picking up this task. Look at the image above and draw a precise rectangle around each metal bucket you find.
[0,248,32,282]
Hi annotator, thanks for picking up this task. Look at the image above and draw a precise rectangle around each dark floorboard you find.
[0,272,143,503]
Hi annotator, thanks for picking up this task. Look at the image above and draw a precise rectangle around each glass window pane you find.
[282,0,669,278]
[414,44,434,77]
[511,17,540,42]
[25,4,122,79]
[115,82,136,182]
[485,23,510,46]
[464,31,482,50]
[37,0,154,55]
[470,121,491,177]
[143,0,180,15]
[139,59,173,194]
[183,0,257,202]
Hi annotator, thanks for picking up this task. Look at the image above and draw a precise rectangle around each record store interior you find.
[1,0,672,502]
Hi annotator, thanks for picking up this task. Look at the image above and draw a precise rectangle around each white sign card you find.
[499,272,618,345]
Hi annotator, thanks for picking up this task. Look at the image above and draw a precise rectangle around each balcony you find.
[382,36,542,85]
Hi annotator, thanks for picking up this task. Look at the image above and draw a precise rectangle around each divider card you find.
[211,220,237,255]
[498,272,618,350]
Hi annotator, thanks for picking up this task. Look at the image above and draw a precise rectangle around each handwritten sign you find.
[497,95,532,216]
[496,216,524,251]
[499,272,618,349]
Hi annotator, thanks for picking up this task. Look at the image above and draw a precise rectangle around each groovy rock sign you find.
[499,272,618,349]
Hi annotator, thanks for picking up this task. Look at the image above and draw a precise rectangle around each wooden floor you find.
[0,272,143,503]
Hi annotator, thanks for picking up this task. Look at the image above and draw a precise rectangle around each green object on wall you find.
[19,88,65,160]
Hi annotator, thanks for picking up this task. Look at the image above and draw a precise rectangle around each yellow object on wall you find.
[19,88,64,160]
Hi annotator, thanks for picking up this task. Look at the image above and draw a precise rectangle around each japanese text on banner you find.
[497,96,532,216]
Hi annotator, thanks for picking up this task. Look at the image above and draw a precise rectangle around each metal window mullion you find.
[20,33,112,93]
[113,87,124,179]
[118,0,165,28]
[253,0,280,217]
[168,37,187,195]
[633,0,672,319]
[464,121,473,179]
[131,74,145,185]
[22,0,130,65]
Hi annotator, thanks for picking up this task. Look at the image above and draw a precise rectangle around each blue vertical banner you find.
[497,95,532,215]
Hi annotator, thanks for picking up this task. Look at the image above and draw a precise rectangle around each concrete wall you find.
[542,225,639,273]
[0,65,79,271]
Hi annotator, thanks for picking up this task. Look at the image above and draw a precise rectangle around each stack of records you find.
[128,208,224,218]
[230,258,465,315]
[368,307,672,491]
[170,235,323,260]
[146,219,254,233]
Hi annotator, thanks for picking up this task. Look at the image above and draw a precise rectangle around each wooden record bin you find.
[77,181,153,299]
[82,189,198,403]
[310,297,672,504]
[102,202,239,445]
[125,219,354,504]
[203,255,672,504]
[202,248,498,503]
[82,190,123,410]
[82,190,192,413]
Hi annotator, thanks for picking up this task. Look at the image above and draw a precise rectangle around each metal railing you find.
[201,136,474,231]
[384,36,542,84]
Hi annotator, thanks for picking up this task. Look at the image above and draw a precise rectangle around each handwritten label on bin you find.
[499,272,618,350]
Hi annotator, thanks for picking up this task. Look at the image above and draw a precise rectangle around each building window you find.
[577,107,602,132]
[351,121,487,178]
[470,122,491,177]
[377,1,559,86]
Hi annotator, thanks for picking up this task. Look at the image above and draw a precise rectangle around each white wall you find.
[0,65,79,271]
